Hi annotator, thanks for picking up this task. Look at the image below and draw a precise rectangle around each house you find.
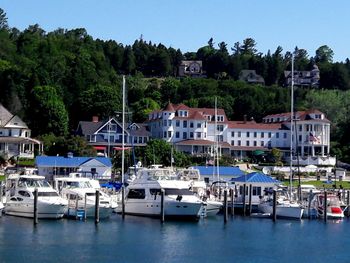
[239,70,265,85]
[0,103,42,160]
[35,155,112,182]
[178,60,205,77]
[76,116,150,157]
[284,64,320,87]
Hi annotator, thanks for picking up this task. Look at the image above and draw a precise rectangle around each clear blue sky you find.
[1,0,349,62]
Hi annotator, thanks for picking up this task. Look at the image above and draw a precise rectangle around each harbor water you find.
[1,214,350,263]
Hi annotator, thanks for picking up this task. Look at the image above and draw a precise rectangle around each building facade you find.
[0,104,42,160]
[76,116,150,157]
[147,103,334,165]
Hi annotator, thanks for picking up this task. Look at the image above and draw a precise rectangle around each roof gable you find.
[5,115,28,128]
[35,156,112,167]
[232,172,279,183]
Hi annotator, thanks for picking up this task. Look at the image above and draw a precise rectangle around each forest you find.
[0,8,350,164]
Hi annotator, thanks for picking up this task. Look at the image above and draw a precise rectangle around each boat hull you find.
[4,201,66,219]
[258,203,304,220]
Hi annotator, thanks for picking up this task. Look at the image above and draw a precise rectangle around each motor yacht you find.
[122,166,203,220]
[310,192,344,219]
[54,175,113,218]
[4,174,67,219]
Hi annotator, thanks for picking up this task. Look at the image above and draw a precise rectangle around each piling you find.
[75,194,79,220]
[121,185,125,219]
[323,191,327,223]
[95,190,100,224]
[160,189,165,223]
[84,193,87,221]
[33,188,38,225]
[347,191,350,218]
[230,188,234,216]
[242,184,246,216]
[272,190,277,222]
[223,189,228,223]
[308,190,313,219]
[248,184,252,216]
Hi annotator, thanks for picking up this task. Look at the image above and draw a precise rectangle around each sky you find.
[1,0,349,62]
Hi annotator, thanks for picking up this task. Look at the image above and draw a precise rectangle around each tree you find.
[315,45,334,64]
[131,98,160,122]
[30,86,69,136]
[0,8,9,30]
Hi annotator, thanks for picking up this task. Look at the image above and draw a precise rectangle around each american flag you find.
[309,132,319,142]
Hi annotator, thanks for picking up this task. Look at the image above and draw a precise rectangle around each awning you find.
[94,146,106,150]
[113,147,131,151]
[252,150,265,156]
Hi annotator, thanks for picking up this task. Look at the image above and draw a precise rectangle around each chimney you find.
[92,116,99,122]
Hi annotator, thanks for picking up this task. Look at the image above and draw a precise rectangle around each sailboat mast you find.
[290,54,294,198]
[215,97,219,181]
[122,75,126,184]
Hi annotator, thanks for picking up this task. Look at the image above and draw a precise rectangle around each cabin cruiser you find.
[310,192,344,219]
[123,166,203,220]
[4,174,67,218]
[54,175,114,218]
[176,168,223,216]
[258,190,304,220]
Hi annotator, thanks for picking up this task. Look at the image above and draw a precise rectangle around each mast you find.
[215,97,219,181]
[122,75,126,184]
[289,54,294,199]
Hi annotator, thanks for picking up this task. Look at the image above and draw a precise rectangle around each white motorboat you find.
[258,191,304,220]
[0,202,4,217]
[54,175,113,218]
[4,174,67,219]
[123,167,203,220]
[310,192,344,219]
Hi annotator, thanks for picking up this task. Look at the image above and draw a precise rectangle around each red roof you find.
[228,121,284,130]
[94,146,106,150]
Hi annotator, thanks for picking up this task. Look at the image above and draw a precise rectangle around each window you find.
[197,122,201,128]
[163,120,167,126]
[183,120,187,128]
[254,132,257,138]
[168,131,172,138]
[217,125,224,132]
[231,140,234,146]
[276,133,279,139]
[127,189,145,199]
[176,132,180,138]
[18,190,31,197]
[217,135,223,142]
[204,133,207,138]
[176,120,180,127]
[253,141,257,146]
[238,140,241,146]
[247,132,250,137]
[190,132,194,138]
[246,141,250,146]
[268,132,271,138]
[190,122,194,128]
[196,132,201,139]
[134,136,138,143]
[168,120,172,126]
[283,133,287,139]
[252,186,261,196]
[260,141,264,147]
[138,137,142,143]
[164,131,167,138]
[268,142,271,148]
[238,131,241,137]
[231,131,235,137]
[183,132,187,139]
[299,135,302,142]
[261,132,264,138]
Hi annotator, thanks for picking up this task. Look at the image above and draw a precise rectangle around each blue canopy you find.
[231,172,280,183]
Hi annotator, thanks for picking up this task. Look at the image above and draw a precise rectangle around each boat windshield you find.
[147,169,177,181]
[328,196,341,206]
[18,178,51,188]
[37,192,59,197]
[165,188,194,196]
[65,181,92,189]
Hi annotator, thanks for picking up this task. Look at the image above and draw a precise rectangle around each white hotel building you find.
[147,103,335,166]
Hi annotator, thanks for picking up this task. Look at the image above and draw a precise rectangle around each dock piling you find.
[308,190,313,219]
[160,189,165,223]
[248,184,252,216]
[272,190,277,222]
[347,191,350,218]
[75,194,79,220]
[84,193,87,221]
[242,184,246,216]
[230,188,234,216]
[323,191,327,223]
[122,185,125,219]
[223,189,228,223]
[33,188,38,225]
[95,190,100,224]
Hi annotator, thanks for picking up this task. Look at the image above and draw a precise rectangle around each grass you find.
[0,175,5,182]
[282,180,350,189]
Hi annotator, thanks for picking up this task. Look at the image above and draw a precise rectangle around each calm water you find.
[1,214,350,263]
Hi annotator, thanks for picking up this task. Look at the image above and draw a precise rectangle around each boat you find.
[258,190,304,220]
[54,175,114,218]
[310,192,344,219]
[4,174,67,218]
[122,166,203,220]
[0,201,4,217]
[176,168,223,216]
